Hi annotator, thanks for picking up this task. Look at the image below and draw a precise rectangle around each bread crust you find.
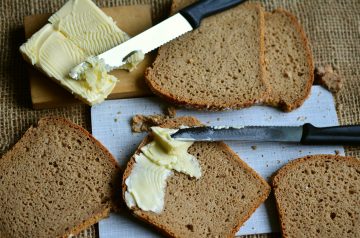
[62,208,110,238]
[122,117,271,237]
[145,3,269,111]
[272,155,360,238]
[264,9,314,112]
[0,117,120,238]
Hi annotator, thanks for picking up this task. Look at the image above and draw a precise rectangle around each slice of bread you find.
[0,117,121,238]
[123,117,270,237]
[145,1,268,110]
[264,9,314,111]
[272,155,360,237]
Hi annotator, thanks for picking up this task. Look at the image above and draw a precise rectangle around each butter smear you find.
[125,127,201,213]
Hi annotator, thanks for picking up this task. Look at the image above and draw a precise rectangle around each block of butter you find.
[20,0,144,105]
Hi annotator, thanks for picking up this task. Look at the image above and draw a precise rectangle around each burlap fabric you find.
[0,0,358,237]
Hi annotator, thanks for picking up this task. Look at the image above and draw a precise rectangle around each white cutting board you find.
[91,86,344,237]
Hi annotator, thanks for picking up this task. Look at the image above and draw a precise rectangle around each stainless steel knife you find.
[170,124,360,145]
[69,0,246,79]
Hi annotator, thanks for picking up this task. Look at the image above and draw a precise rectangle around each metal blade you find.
[171,126,303,142]
[69,13,193,79]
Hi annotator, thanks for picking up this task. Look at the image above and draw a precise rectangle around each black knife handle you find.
[180,0,246,28]
[301,123,360,145]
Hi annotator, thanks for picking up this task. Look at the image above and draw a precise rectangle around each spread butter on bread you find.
[123,117,270,237]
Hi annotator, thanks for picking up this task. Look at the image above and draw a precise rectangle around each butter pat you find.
[141,141,178,166]
[151,127,193,154]
[120,51,145,71]
[76,57,117,102]
[146,127,201,178]
[20,0,144,105]
[142,141,201,178]
[125,154,173,213]
[125,127,201,213]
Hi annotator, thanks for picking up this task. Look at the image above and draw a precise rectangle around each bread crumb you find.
[297,116,307,121]
[187,58,194,64]
[130,107,176,132]
[132,114,168,132]
[165,106,177,117]
[283,70,292,79]
[335,150,340,155]
[251,145,257,150]
[315,64,344,93]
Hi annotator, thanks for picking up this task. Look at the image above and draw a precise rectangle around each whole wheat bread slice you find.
[145,1,268,110]
[272,155,360,237]
[264,9,314,111]
[123,117,270,237]
[0,117,121,238]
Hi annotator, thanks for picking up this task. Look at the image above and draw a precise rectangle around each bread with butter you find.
[272,155,360,237]
[122,117,270,237]
[0,117,121,238]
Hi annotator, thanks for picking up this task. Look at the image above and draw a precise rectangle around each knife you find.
[170,123,360,145]
[69,0,246,79]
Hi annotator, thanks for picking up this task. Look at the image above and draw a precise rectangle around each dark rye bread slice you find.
[145,1,268,110]
[264,9,314,111]
[272,155,360,237]
[123,117,270,237]
[0,117,121,238]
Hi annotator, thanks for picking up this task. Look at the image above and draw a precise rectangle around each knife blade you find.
[170,124,360,145]
[171,126,303,142]
[69,0,246,79]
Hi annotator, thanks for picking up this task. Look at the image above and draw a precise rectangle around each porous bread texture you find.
[272,155,360,238]
[0,117,121,238]
[264,9,314,111]
[123,117,270,238]
[145,2,268,110]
